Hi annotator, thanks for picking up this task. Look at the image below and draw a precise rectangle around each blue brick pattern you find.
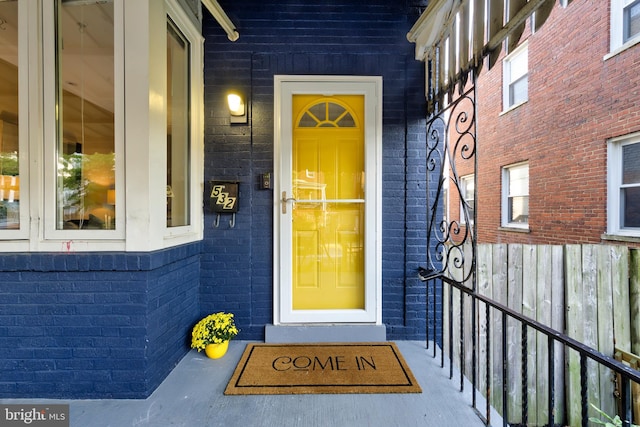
[0,243,201,398]
[202,0,433,341]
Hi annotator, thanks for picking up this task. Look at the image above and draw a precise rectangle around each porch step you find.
[264,324,386,343]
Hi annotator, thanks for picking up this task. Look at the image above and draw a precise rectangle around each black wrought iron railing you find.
[421,71,640,426]
[420,270,640,427]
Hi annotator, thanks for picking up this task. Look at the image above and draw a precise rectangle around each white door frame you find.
[273,75,383,325]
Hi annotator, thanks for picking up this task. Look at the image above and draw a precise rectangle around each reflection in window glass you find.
[56,0,115,230]
[622,142,640,228]
[0,0,20,230]
[166,20,190,228]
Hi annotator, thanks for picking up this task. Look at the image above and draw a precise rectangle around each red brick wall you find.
[472,1,640,246]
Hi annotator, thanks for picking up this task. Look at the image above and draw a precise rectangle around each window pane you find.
[509,49,528,82]
[508,165,529,196]
[509,76,528,106]
[167,21,190,227]
[625,0,640,42]
[509,196,529,224]
[506,164,529,224]
[461,176,474,224]
[623,187,640,227]
[0,0,20,230]
[623,143,640,184]
[56,0,115,230]
[299,112,318,127]
[298,102,356,128]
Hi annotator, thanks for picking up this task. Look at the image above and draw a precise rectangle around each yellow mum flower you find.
[190,312,240,351]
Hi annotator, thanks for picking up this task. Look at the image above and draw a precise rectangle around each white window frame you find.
[502,42,528,112]
[0,0,203,252]
[607,132,640,238]
[460,174,474,226]
[501,162,529,229]
[42,0,125,244]
[162,0,204,245]
[609,0,640,58]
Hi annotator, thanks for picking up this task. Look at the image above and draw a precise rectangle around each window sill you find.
[500,100,528,116]
[0,239,127,253]
[604,36,640,61]
[498,226,530,233]
[601,233,640,244]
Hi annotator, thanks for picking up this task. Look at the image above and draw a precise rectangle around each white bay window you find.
[0,0,203,252]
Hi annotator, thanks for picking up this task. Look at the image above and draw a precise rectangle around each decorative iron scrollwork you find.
[423,84,477,287]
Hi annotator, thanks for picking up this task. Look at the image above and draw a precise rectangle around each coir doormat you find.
[224,342,422,395]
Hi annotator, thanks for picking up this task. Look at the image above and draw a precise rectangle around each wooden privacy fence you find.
[444,243,640,426]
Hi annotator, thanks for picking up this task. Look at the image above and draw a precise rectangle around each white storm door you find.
[273,75,382,324]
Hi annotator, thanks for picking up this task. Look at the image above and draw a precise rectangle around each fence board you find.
[443,267,450,359]
[520,244,538,424]
[443,246,457,368]
[551,245,566,425]
[507,244,523,424]
[452,285,462,383]
[464,243,474,383]
[491,243,508,413]
[565,244,584,427]
[448,247,462,384]
[582,245,601,419]
[631,249,640,356]
[536,245,552,425]
[476,243,493,403]
[630,249,640,425]
[597,245,616,420]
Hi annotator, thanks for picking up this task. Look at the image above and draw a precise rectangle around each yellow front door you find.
[291,95,365,310]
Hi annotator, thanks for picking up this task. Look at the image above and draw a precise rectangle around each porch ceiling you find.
[406,0,572,112]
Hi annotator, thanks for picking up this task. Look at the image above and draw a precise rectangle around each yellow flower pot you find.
[204,341,229,359]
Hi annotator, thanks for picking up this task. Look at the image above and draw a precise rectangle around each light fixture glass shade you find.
[227,93,244,116]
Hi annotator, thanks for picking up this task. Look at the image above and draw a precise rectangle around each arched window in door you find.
[297,100,357,128]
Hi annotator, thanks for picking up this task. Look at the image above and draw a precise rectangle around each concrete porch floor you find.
[2,341,492,427]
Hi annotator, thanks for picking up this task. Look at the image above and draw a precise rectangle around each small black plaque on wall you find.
[210,181,239,213]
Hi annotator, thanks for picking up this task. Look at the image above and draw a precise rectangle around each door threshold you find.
[265,324,386,343]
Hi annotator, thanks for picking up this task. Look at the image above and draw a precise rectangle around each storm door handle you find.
[281,191,296,214]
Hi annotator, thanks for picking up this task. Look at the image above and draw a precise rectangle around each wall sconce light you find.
[227,92,247,124]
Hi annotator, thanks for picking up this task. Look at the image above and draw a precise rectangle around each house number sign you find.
[210,181,239,213]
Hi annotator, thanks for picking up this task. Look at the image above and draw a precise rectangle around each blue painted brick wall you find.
[0,243,200,399]
[201,0,433,340]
